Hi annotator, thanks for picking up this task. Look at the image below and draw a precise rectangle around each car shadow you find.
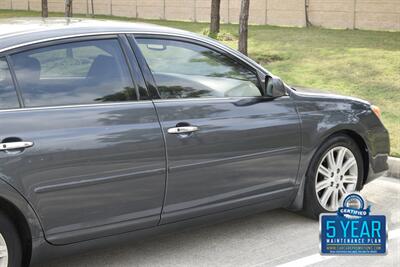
[34,209,316,267]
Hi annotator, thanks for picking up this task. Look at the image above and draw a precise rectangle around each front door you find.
[0,37,166,244]
[134,37,301,223]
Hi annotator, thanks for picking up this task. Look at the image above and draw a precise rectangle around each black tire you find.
[0,211,22,267]
[303,134,364,219]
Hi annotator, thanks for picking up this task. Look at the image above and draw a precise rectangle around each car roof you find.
[0,17,200,52]
[0,17,268,75]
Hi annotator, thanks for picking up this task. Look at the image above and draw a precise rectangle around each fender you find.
[288,90,376,210]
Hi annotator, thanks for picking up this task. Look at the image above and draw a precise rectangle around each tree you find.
[210,0,221,35]
[65,0,73,17]
[305,0,311,27]
[41,0,48,18]
[91,0,95,17]
[238,0,250,55]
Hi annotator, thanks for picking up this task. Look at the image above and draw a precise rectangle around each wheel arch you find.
[0,196,32,266]
[0,179,44,266]
[288,128,370,211]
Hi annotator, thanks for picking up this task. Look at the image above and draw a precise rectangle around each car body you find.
[0,18,389,266]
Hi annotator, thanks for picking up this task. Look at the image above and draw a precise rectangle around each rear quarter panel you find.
[0,179,43,239]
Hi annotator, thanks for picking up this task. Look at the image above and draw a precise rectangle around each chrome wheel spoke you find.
[336,147,346,167]
[343,175,357,184]
[331,190,339,210]
[0,246,6,257]
[339,185,347,196]
[342,157,356,174]
[316,180,331,192]
[320,187,334,207]
[318,165,331,178]
[327,150,336,169]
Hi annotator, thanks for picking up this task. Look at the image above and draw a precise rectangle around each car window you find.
[34,45,111,78]
[136,38,261,99]
[0,58,20,109]
[11,39,137,107]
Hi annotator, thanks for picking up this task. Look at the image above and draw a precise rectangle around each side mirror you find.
[264,76,286,98]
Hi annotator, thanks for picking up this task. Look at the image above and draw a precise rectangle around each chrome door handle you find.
[167,126,199,134]
[0,141,34,151]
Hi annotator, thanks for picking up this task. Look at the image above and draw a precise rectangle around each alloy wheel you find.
[315,146,358,211]
[0,232,8,267]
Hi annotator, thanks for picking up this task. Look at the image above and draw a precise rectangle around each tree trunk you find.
[41,0,48,18]
[65,0,73,17]
[210,0,221,35]
[305,0,311,27]
[238,0,250,55]
[91,0,94,17]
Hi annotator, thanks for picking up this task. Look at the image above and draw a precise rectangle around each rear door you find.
[0,36,166,244]
[131,36,301,224]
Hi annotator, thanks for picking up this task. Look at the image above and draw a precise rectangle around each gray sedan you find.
[0,18,389,267]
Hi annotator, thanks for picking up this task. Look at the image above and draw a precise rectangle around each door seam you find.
[151,100,170,225]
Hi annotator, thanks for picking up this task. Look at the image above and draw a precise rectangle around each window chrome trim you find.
[152,96,259,103]
[0,32,123,53]
[0,95,289,113]
[0,100,153,113]
[0,95,287,113]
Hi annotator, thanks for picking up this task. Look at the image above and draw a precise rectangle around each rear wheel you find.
[0,211,22,267]
[304,135,364,219]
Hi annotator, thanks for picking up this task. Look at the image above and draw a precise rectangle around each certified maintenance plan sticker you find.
[320,192,387,255]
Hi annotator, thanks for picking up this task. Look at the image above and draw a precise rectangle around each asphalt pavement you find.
[35,176,400,267]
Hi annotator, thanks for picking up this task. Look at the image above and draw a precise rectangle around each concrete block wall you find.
[136,0,163,19]
[195,0,211,22]
[267,0,306,26]
[355,0,400,31]
[10,0,29,10]
[112,0,137,18]
[165,0,196,21]
[2,0,399,31]
[27,0,41,11]
[308,0,400,31]
[48,0,65,12]
[0,0,12,9]
[71,0,90,15]
[308,0,355,29]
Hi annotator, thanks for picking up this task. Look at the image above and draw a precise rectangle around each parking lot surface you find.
[36,176,400,267]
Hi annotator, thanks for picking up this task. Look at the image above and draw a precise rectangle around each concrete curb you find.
[387,157,400,179]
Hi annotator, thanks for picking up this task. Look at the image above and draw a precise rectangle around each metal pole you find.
[353,0,357,29]
[193,0,196,22]
[135,0,138,18]
[163,0,166,20]
[91,0,94,17]
[227,0,230,24]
